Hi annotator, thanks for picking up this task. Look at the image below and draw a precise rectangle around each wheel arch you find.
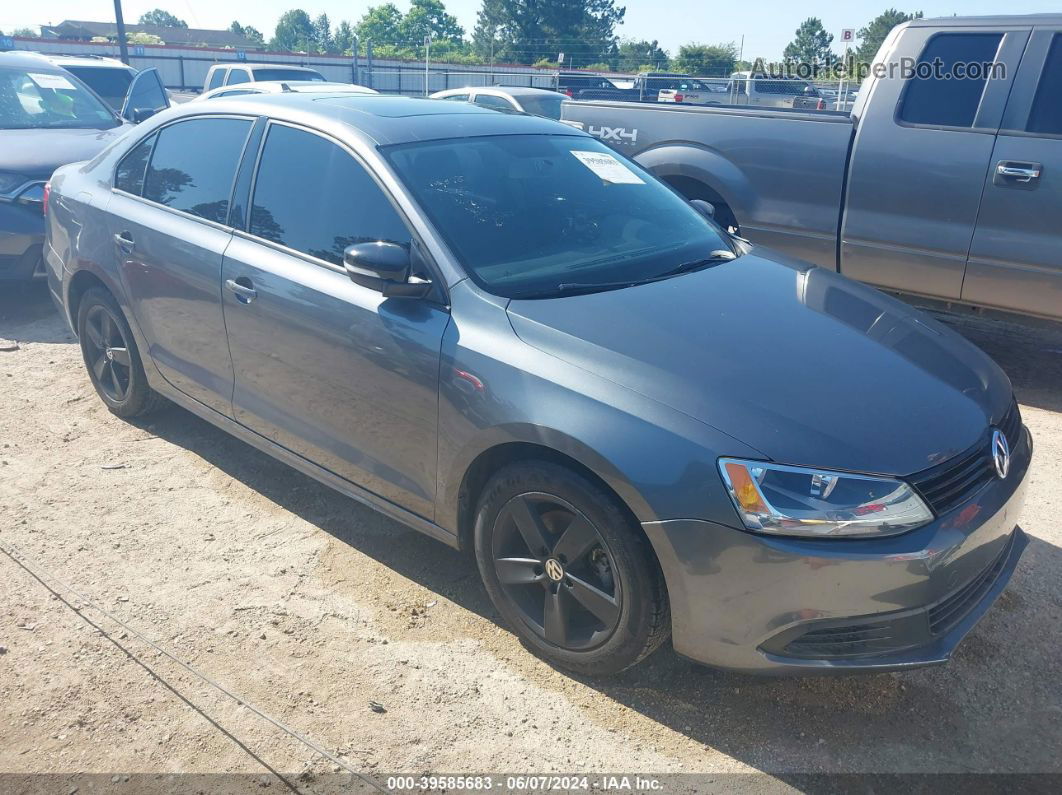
[451,435,651,554]
[66,268,114,333]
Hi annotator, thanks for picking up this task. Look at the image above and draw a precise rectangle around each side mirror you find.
[131,107,157,123]
[343,242,432,298]
[690,199,716,219]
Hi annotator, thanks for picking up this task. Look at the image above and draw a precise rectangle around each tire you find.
[474,461,670,675]
[77,287,166,418]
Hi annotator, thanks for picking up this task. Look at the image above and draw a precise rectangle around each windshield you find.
[250,68,325,82]
[62,66,132,111]
[386,135,736,299]
[515,94,565,119]
[0,67,118,130]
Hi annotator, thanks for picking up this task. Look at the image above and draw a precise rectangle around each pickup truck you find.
[561,13,1062,323]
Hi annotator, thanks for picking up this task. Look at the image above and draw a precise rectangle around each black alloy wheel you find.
[491,492,622,651]
[82,303,132,403]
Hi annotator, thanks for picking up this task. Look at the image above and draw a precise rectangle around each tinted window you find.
[143,118,251,222]
[249,68,325,82]
[441,93,469,102]
[1027,35,1062,135]
[899,33,1003,127]
[226,69,251,85]
[207,68,225,90]
[516,94,564,119]
[474,94,516,112]
[249,124,410,265]
[386,135,736,299]
[63,66,133,110]
[115,133,155,195]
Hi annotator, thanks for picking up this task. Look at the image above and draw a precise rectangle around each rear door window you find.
[114,133,156,195]
[248,124,410,265]
[1026,35,1062,135]
[898,33,1004,127]
[143,117,252,223]
[474,94,517,112]
[226,68,251,85]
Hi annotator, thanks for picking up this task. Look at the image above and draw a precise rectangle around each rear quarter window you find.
[898,33,1004,128]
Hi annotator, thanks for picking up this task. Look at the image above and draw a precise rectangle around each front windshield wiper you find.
[527,249,738,298]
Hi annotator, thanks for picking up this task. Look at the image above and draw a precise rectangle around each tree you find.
[313,13,333,52]
[138,10,188,28]
[356,4,404,48]
[855,9,922,65]
[271,9,316,52]
[400,0,464,45]
[334,21,356,54]
[12,27,39,38]
[783,17,835,72]
[471,0,626,68]
[230,21,265,46]
[672,43,737,77]
[616,39,669,72]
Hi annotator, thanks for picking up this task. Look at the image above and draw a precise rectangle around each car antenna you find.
[280,82,292,92]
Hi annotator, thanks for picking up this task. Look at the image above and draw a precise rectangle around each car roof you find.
[168,92,585,146]
[42,54,133,70]
[0,50,70,72]
[433,86,559,98]
[202,80,374,96]
[912,13,1062,27]
[232,63,321,71]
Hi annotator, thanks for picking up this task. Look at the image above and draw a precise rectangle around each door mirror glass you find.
[343,242,431,298]
[122,67,170,123]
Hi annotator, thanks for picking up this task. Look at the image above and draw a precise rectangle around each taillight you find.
[42,182,51,215]
[674,93,684,103]
[817,99,826,110]
[564,88,573,97]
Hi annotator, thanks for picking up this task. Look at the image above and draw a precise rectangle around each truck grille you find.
[908,401,1022,517]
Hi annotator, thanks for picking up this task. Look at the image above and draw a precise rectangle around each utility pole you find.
[424,34,431,96]
[490,39,495,86]
[113,0,129,65]
[352,35,359,85]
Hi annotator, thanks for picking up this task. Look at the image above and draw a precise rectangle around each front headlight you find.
[718,458,932,538]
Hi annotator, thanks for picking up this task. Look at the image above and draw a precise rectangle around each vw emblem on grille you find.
[544,558,565,582]
[991,429,1011,480]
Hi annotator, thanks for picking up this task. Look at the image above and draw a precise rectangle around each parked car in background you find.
[563,13,1062,323]
[42,54,136,111]
[725,72,824,109]
[203,63,326,92]
[195,80,377,101]
[0,51,168,281]
[656,76,729,105]
[47,93,1030,676]
[430,86,565,119]
[555,71,628,100]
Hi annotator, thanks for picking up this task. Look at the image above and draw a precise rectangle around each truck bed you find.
[561,100,854,269]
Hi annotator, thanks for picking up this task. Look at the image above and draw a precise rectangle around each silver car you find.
[46,94,1030,675]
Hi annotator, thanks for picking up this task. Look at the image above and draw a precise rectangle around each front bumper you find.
[643,426,1031,674]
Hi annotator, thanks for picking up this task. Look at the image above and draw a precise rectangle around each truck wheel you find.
[474,461,670,675]
[77,288,166,418]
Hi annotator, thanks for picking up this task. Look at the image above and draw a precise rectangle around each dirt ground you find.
[1,283,1060,788]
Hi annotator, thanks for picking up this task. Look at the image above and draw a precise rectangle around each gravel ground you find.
[1,284,1060,786]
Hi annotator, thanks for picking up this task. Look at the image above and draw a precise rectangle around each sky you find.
[3,0,1060,62]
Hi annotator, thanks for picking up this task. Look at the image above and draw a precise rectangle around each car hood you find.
[506,251,1013,476]
[1,125,129,180]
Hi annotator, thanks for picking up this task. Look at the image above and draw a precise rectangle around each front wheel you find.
[474,462,670,675]
[77,287,166,418]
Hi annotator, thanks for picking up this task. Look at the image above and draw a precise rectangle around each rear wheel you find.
[474,461,670,675]
[77,287,165,418]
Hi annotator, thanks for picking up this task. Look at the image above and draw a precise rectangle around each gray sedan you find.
[45,94,1030,675]
[431,86,565,119]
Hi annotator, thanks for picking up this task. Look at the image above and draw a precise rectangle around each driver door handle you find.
[225,277,257,304]
[996,161,1042,183]
[114,232,135,252]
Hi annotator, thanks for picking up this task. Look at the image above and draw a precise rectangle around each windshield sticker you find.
[570,151,645,185]
[28,72,77,91]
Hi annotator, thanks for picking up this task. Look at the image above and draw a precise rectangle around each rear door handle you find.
[114,232,135,252]
[995,161,1042,184]
[225,277,257,304]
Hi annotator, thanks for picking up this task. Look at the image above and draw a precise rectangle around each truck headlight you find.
[718,458,932,538]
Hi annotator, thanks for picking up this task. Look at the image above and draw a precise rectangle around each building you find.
[38,20,265,51]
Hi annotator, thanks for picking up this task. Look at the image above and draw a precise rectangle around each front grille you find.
[928,534,1013,637]
[908,401,1022,517]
